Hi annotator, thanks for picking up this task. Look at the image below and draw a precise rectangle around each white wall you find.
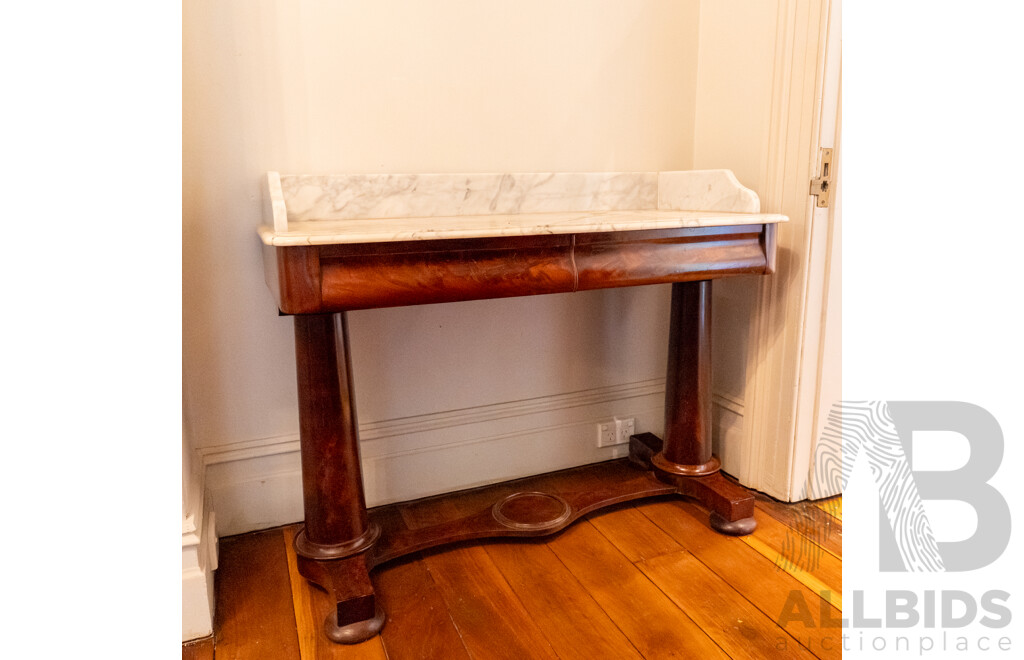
[183,0,703,536]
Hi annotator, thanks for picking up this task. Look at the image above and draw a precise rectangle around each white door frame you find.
[738,0,842,501]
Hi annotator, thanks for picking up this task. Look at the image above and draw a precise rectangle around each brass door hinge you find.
[809,148,833,208]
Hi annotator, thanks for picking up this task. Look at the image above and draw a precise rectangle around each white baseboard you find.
[711,391,746,475]
[202,380,745,537]
[182,492,218,642]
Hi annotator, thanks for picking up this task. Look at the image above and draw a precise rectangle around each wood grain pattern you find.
[204,465,842,659]
[575,228,766,291]
[271,225,772,313]
[639,550,818,660]
[814,496,842,521]
[444,489,645,660]
[586,501,684,563]
[320,244,575,311]
[365,460,676,566]
[371,507,471,660]
[480,539,646,660]
[659,281,714,469]
[292,313,369,550]
[547,520,729,659]
[374,557,471,660]
[214,529,301,659]
[639,500,842,659]
[671,469,757,523]
[739,507,843,602]
[274,245,322,314]
[401,500,560,660]
[754,494,842,560]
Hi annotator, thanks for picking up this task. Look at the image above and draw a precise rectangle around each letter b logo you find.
[818,401,1010,572]
[883,402,1010,571]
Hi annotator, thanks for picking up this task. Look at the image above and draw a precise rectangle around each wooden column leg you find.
[653,280,717,475]
[292,313,384,642]
[650,281,757,535]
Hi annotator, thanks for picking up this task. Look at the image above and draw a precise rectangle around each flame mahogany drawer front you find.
[256,169,785,644]
[266,224,773,314]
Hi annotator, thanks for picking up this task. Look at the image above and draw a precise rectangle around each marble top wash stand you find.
[258,170,787,643]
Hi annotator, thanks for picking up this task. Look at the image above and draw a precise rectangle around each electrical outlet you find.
[598,418,636,447]
[596,421,616,447]
[615,417,636,445]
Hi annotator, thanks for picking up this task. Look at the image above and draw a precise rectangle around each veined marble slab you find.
[658,170,761,214]
[258,208,787,246]
[261,169,786,243]
[280,172,658,224]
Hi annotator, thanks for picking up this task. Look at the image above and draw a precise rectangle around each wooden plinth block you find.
[674,472,757,535]
[296,552,383,644]
[630,432,756,536]
[628,432,663,470]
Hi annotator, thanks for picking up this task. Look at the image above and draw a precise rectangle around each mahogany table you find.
[258,170,786,643]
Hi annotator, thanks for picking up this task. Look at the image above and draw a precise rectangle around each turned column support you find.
[648,280,756,535]
[292,312,383,642]
[652,280,720,476]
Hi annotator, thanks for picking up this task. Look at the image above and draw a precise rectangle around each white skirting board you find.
[182,493,218,642]
[202,380,746,537]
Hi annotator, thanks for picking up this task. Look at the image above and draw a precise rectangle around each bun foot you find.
[709,512,757,536]
[324,604,385,644]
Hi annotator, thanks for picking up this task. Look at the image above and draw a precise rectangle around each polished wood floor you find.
[184,461,842,660]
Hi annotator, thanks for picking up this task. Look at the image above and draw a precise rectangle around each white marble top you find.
[259,170,786,246]
[258,209,784,246]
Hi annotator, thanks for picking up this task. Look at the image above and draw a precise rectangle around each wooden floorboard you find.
[638,499,842,659]
[592,500,817,659]
[546,520,729,659]
[213,528,301,660]
[753,495,843,561]
[402,499,561,660]
[446,487,645,659]
[739,509,843,606]
[196,461,842,659]
[639,550,817,660]
[814,496,842,521]
[375,554,472,660]
[182,637,214,660]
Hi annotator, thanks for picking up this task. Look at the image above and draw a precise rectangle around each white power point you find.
[596,417,636,447]
[616,417,636,445]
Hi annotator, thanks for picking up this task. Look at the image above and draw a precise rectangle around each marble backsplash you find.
[263,169,772,239]
[278,172,660,224]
